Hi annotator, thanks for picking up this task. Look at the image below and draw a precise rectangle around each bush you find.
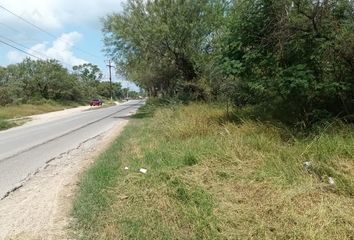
[0,87,13,106]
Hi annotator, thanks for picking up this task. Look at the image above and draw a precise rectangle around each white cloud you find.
[7,32,87,67]
[0,0,126,68]
[0,0,125,30]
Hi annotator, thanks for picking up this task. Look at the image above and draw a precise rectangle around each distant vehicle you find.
[90,99,103,106]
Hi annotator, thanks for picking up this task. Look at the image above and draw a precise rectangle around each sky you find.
[0,0,138,90]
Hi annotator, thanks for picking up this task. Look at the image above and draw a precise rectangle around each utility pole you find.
[126,82,129,100]
[107,60,114,101]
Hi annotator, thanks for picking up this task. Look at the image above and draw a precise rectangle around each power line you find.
[0,22,76,67]
[0,4,101,60]
[0,35,75,69]
[0,5,57,39]
[0,23,79,69]
[0,39,43,60]
[0,35,50,59]
[0,21,22,33]
[0,21,43,44]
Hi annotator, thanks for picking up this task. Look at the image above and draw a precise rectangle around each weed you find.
[73,102,354,239]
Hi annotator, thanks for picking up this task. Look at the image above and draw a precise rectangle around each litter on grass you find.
[139,168,147,174]
[303,161,311,171]
[328,177,335,186]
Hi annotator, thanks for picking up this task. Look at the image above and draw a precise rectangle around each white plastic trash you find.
[139,168,147,174]
[124,167,129,170]
[303,161,311,171]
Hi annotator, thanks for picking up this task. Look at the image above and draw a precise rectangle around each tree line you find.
[103,0,354,125]
[0,59,127,105]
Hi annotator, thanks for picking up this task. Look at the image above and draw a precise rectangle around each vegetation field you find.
[73,101,354,239]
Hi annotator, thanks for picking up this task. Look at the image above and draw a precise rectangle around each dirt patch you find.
[23,106,91,128]
[0,120,128,240]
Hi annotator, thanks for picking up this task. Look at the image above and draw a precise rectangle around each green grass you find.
[0,118,16,130]
[73,101,354,239]
[0,102,81,130]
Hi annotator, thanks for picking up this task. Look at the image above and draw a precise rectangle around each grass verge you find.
[0,102,82,130]
[73,101,354,239]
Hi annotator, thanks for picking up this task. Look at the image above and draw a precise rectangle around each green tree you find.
[0,58,83,104]
[73,63,103,99]
[220,0,354,124]
[103,0,224,98]
[97,81,124,99]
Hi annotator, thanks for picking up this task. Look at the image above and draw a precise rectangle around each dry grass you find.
[0,102,80,130]
[0,103,75,119]
[73,102,354,239]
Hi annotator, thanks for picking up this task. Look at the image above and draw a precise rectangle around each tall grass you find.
[73,102,354,239]
[0,118,16,130]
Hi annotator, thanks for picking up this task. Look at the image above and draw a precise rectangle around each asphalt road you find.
[0,100,144,199]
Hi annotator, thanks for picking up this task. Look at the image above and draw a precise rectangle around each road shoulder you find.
[0,119,128,240]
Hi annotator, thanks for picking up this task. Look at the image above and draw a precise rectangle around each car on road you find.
[90,99,103,106]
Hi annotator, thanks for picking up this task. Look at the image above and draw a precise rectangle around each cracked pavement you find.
[0,100,144,199]
[0,119,130,239]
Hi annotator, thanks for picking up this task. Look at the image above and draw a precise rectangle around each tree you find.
[72,63,103,99]
[72,63,103,82]
[103,0,224,98]
[102,0,354,122]
[0,58,83,104]
[97,81,124,99]
[219,0,354,124]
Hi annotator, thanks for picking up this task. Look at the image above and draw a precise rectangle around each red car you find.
[90,99,103,106]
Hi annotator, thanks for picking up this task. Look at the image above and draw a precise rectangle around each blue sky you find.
[0,0,137,90]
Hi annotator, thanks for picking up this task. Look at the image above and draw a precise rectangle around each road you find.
[0,100,144,199]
